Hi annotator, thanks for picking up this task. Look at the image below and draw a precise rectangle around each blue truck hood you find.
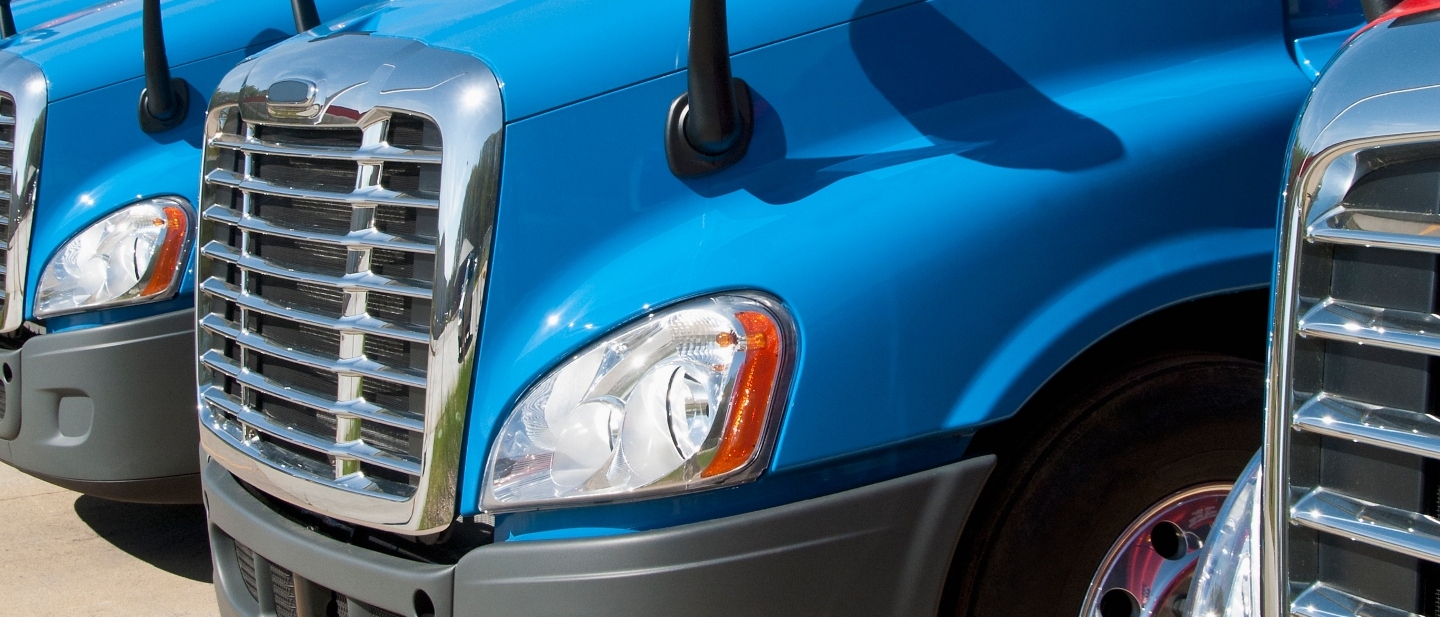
[1,0,381,102]
[306,0,917,121]
[12,0,109,31]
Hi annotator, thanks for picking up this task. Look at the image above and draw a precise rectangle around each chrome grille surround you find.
[197,35,502,535]
[0,53,46,334]
[1264,83,1440,616]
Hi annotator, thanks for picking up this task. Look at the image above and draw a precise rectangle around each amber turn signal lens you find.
[703,310,784,478]
[139,205,189,297]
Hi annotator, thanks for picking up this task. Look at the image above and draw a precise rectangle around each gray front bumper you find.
[206,454,995,617]
[0,309,199,503]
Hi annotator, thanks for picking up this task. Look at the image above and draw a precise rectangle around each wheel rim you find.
[1080,483,1232,617]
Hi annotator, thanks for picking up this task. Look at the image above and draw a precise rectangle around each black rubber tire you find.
[945,353,1263,617]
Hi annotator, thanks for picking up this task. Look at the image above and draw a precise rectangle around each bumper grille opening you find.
[234,541,260,603]
[231,538,418,617]
[270,563,299,617]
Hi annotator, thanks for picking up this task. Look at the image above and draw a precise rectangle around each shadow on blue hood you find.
[302,0,920,121]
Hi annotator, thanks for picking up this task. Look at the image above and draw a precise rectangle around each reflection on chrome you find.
[1188,453,1260,617]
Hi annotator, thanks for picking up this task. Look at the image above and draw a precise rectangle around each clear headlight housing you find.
[1188,451,1261,617]
[483,294,793,512]
[35,196,191,318]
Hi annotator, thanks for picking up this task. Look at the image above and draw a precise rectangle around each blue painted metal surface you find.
[255,0,1315,536]
[429,0,1315,531]
[1284,0,1365,81]
[9,0,382,330]
[10,0,107,31]
[3,0,376,102]
[1294,28,1360,81]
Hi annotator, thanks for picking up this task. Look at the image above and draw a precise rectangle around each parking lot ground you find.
[0,463,218,616]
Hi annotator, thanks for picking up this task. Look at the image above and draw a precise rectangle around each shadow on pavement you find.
[72,496,213,583]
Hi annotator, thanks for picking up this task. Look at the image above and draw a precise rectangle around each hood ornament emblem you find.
[266,79,318,117]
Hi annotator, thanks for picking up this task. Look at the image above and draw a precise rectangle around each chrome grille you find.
[196,35,503,534]
[0,54,47,334]
[0,95,15,318]
[1269,138,1440,614]
[200,112,440,499]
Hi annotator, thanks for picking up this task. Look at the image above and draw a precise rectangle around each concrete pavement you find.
[0,463,218,616]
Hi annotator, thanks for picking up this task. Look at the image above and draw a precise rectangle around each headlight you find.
[482,294,794,512]
[1188,451,1261,617]
[35,196,191,318]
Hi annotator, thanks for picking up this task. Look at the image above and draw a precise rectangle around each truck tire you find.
[943,353,1263,617]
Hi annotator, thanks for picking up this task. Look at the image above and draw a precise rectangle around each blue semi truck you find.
[188,0,1362,616]
[0,0,376,503]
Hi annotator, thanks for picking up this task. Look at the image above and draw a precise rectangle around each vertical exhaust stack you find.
[291,0,320,32]
[0,0,16,38]
[138,0,188,133]
[665,0,754,178]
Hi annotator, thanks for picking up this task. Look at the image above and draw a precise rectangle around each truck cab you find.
[0,0,377,503]
[195,0,1359,615]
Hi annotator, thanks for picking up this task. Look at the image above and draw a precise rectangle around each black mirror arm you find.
[138,0,188,133]
[0,0,16,39]
[666,0,754,178]
[292,0,320,33]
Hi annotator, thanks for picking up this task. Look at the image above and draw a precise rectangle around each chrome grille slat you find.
[206,168,439,210]
[210,409,412,499]
[199,278,428,345]
[1293,393,1440,461]
[200,241,432,299]
[210,131,442,164]
[1291,488,1440,564]
[203,205,436,254]
[198,313,426,388]
[201,387,423,475]
[1298,300,1440,356]
[1309,206,1440,255]
[1291,583,1423,617]
[199,350,423,432]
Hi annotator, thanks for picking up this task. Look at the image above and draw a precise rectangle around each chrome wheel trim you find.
[1081,483,1232,617]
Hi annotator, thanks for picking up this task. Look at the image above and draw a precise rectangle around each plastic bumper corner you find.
[206,454,996,617]
[0,309,199,503]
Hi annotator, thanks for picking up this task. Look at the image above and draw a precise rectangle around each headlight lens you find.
[1188,451,1261,617]
[482,294,793,512]
[35,196,191,318]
